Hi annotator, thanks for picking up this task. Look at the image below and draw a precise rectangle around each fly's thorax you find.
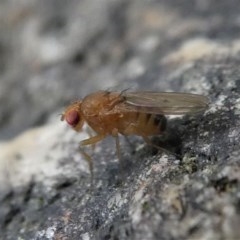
[81,91,104,116]
[81,91,122,116]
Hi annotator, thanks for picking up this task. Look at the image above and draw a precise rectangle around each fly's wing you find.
[121,92,209,115]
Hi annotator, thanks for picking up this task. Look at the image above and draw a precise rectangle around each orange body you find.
[79,91,166,137]
[61,90,208,175]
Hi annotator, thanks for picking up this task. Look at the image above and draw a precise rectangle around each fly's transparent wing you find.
[122,92,209,115]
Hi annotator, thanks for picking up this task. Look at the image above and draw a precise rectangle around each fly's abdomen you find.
[122,112,167,135]
[153,114,167,132]
[140,113,167,135]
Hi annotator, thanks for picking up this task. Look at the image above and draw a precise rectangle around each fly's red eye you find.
[66,110,80,127]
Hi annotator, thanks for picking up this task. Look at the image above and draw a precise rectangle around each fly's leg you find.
[79,147,94,186]
[86,128,96,151]
[79,134,105,183]
[142,135,176,157]
[80,134,105,146]
[115,133,121,164]
[112,128,123,174]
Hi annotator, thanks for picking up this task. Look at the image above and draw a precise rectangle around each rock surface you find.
[1,0,240,239]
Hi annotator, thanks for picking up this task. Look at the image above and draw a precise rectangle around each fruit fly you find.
[61,90,208,176]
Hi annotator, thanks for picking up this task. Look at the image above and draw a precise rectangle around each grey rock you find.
[0,0,240,240]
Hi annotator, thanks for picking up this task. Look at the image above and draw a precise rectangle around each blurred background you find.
[2,0,237,140]
[1,1,240,239]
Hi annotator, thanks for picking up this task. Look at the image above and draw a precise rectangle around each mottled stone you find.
[1,0,240,240]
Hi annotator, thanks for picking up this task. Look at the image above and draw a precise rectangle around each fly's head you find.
[61,101,84,132]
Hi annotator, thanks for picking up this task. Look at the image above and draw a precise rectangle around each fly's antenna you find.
[58,113,65,121]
